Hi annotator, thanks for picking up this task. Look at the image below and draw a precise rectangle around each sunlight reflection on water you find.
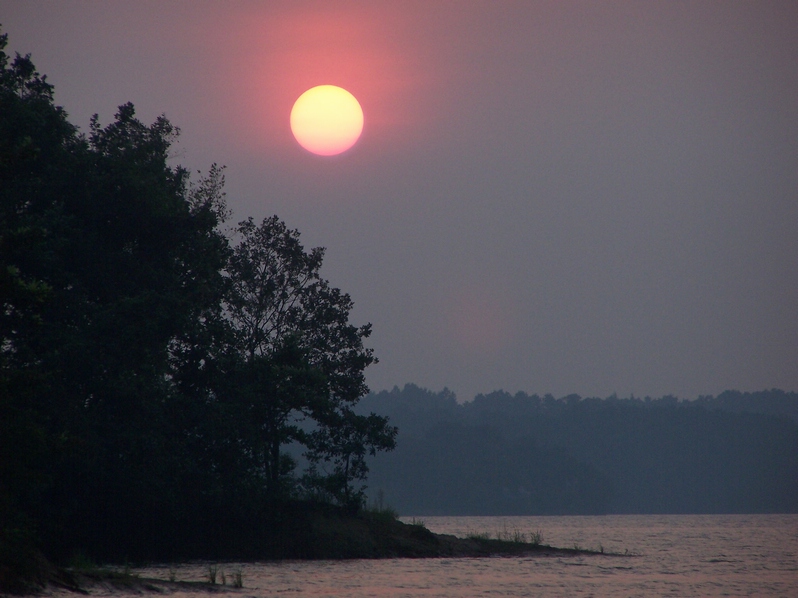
[112,514,798,598]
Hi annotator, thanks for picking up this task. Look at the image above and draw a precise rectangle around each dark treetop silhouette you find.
[0,29,395,572]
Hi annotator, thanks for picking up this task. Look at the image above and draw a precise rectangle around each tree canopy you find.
[360,385,798,515]
[0,29,395,568]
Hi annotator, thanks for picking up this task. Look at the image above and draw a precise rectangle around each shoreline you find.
[5,514,623,595]
[30,536,620,596]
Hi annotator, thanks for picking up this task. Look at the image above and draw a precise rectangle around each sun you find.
[290,85,364,156]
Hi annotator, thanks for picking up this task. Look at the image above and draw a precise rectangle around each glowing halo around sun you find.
[290,85,364,156]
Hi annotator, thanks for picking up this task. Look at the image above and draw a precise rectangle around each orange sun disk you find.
[290,85,364,156]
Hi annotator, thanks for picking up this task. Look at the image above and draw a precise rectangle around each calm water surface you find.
[120,514,798,597]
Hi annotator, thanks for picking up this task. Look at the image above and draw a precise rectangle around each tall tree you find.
[219,216,396,503]
[1,28,231,561]
[2,27,395,570]
[1,31,84,562]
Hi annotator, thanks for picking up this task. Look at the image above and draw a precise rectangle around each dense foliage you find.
[360,386,798,515]
[0,30,395,569]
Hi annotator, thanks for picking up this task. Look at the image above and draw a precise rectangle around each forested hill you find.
[358,386,798,515]
[692,389,798,421]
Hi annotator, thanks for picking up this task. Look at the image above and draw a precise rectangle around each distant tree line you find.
[0,30,395,566]
[359,385,798,515]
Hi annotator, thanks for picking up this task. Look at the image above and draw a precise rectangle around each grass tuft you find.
[466,529,491,541]
[231,567,244,588]
[466,526,543,546]
[365,490,400,522]
[494,524,531,543]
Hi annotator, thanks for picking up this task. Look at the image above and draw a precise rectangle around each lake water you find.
[120,514,797,597]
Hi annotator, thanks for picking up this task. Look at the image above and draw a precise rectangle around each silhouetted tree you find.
[1,27,232,562]
[217,216,396,503]
[2,27,395,571]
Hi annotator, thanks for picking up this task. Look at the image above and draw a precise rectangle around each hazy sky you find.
[5,1,797,401]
